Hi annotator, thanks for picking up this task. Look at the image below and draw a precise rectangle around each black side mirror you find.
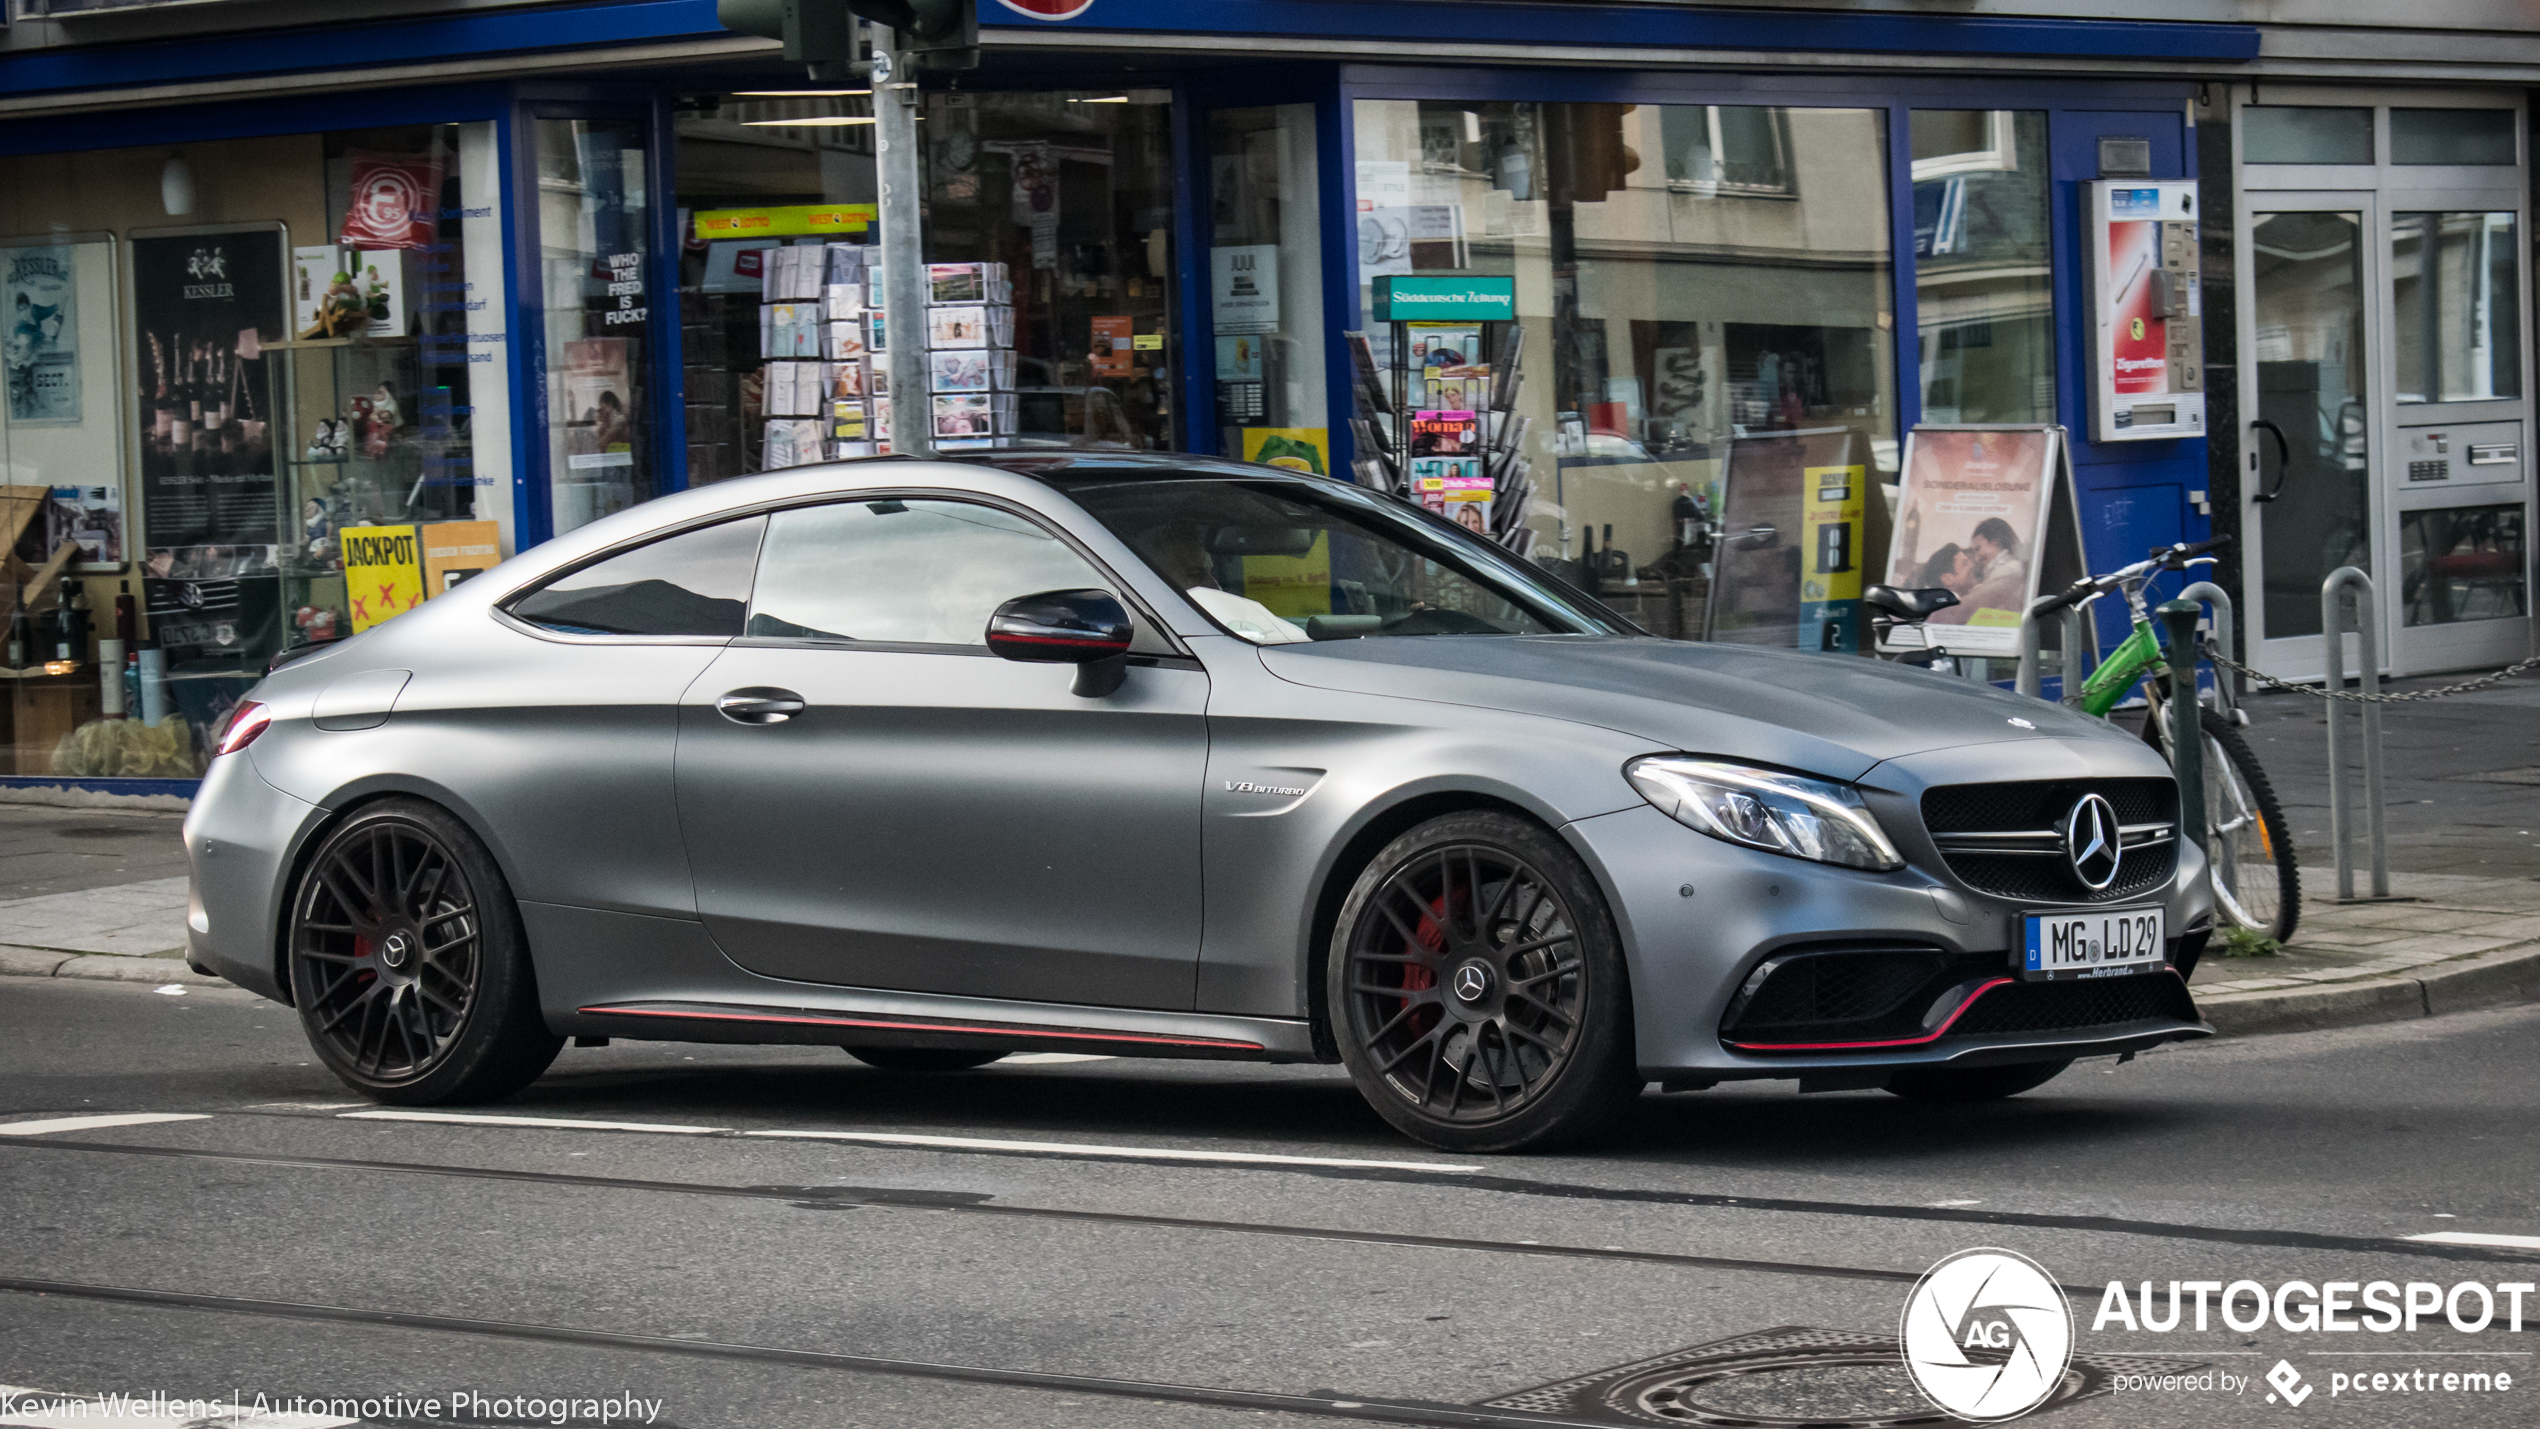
[985,588,1134,697]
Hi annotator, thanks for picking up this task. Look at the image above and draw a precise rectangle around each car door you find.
[673,493,1209,1009]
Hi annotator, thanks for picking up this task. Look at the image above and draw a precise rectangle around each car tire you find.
[1330,811,1641,1153]
[1883,1059,2072,1103]
[842,1047,1009,1071]
[286,797,562,1105]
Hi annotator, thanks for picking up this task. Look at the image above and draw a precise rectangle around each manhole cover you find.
[1481,1326,2203,1427]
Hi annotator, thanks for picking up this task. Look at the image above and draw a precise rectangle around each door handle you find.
[2249,418,2292,504]
[715,688,806,725]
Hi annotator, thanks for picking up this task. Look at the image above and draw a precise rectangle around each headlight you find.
[1625,756,1901,871]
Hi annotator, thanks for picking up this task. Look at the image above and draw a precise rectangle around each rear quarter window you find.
[508,516,767,637]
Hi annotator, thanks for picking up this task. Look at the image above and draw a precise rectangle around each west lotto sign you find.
[996,0,1097,17]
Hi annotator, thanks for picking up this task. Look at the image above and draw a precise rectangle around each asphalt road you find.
[3,975,2534,1429]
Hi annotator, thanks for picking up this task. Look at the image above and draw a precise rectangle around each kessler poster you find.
[4,244,80,423]
[132,228,286,579]
[1881,425,2062,656]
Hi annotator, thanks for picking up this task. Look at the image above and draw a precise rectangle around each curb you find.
[0,946,229,987]
[2197,942,2540,1036]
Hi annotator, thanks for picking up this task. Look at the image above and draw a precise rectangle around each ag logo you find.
[997,0,1096,18]
[1901,1248,2072,1422]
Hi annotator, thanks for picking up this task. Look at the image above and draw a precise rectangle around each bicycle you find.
[2031,537,2301,944]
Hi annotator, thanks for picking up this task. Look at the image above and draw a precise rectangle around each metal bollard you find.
[2158,601,2206,856]
[2015,596,2102,703]
[2176,580,2238,722]
[2319,566,2391,900]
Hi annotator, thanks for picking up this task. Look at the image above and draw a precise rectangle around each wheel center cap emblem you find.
[2063,793,2123,891]
[379,932,413,970]
[1452,961,1493,1004]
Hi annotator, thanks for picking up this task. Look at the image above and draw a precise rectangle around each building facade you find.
[0,0,2530,797]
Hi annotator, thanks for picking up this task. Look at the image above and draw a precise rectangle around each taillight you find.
[212,701,271,757]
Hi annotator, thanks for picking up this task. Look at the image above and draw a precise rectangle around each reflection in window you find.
[511,516,764,637]
[746,499,1106,645]
[2251,211,2371,641]
[2391,109,2518,166]
[1352,100,1894,614]
[538,119,653,537]
[2401,505,2526,626]
[2241,107,2373,165]
[2394,212,2522,404]
[1209,105,1327,461]
[1912,111,2053,424]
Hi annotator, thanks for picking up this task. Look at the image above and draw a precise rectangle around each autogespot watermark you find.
[0,1390,668,1425]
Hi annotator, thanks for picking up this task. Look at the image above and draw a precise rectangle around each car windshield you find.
[1061,477,1623,643]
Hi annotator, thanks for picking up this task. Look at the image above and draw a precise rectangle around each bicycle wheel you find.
[2151,697,2300,944]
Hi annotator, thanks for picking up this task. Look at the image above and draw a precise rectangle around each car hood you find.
[1256,635,2135,782]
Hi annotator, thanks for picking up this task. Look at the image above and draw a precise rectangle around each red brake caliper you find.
[1399,893,1449,1039]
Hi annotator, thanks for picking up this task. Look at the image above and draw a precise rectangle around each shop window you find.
[1911,110,2054,425]
[919,91,1179,452]
[509,515,765,637]
[2394,211,2522,404]
[1208,105,1328,466]
[4,121,510,781]
[2390,108,2518,167]
[538,118,655,535]
[745,498,1108,645]
[2400,504,2526,626]
[2241,107,2373,166]
[1351,99,1896,629]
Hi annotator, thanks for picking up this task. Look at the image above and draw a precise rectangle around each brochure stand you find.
[1344,276,1538,557]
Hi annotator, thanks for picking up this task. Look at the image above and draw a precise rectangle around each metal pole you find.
[2177,579,2237,722]
[870,27,933,458]
[2061,604,2097,705]
[2016,596,2051,698]
[2319,565,2390,900]
[2159,600,2206,857]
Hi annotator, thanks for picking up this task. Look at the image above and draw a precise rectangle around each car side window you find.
[747,499,1112,646]
[509,516,766,637]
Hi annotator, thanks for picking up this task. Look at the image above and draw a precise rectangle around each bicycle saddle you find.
[1862,585,1961,620]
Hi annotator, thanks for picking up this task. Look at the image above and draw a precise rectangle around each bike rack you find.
[2175,580,2238,723]
[2014,599,2101,702]
[2320,565,2392,901]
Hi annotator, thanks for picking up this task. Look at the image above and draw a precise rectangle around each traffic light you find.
[714,0,977,77]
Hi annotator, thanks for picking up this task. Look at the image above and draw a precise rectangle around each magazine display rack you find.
[1344,277,1539,557]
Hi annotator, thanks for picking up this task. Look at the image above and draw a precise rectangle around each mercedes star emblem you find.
[380,932,413,970]
[2062,793,2123,891]
[1452,963,1491,1003]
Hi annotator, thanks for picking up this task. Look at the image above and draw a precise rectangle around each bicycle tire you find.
[2145,696,2301,944]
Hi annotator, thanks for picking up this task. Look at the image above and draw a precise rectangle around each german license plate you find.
[2020,907,2166,980]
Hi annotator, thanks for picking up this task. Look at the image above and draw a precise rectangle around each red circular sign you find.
[997,0,1095,18]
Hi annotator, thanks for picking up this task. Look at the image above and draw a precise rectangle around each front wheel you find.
[1329,812,1642,1152]
[287,798,562,1104]
[2152,700,2301,944]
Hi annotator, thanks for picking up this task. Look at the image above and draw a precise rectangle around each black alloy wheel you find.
[288,797,560,1103]
[843,1047,1009,1071]
[1332,812,1640,1152]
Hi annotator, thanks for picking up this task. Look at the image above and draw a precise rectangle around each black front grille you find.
[1922,778,2178,904]
[1949,972,2199,1037]
[1723,945,1996,1046]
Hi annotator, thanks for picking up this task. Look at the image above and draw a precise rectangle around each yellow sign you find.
[342,524,425,633]
[1131,333,1164,351]
[1798,464,1867,605]
[421,520,504,597]
[693,204,878,239]
[1240,427,1330,476]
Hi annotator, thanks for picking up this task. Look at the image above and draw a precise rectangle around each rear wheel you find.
[842,1047,1008,1071]
[2150,697,2300,943]
[1330,811,1640,1152]
[1885,1059,2071,1103]
[287,798,560,1104]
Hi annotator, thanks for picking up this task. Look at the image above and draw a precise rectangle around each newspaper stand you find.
[1344,276,1539,557]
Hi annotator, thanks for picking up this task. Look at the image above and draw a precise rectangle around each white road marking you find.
[246,1102,370,1111]
[339,1110,726,1135]
[152,986,186,996]
[0,1385,355,1429]
[2405,1230,2540,1250]
[1000,1053,1115,1065]
[0,1113,210,1137]
[745,1128,1482,1173]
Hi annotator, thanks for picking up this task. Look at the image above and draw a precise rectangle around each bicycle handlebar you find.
[2028,537,2237,620]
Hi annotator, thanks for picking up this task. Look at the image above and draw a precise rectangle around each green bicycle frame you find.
[2074,618,2168,718]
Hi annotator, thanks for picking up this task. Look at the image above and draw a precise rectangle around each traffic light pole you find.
[870,30,933,457]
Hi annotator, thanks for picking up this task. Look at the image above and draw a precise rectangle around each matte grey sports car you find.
[185,454,2213,1151]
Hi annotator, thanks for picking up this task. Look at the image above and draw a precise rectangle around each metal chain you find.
[2201,641,2540,704]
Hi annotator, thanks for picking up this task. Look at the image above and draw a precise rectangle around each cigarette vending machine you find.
[2084,179,2205,443]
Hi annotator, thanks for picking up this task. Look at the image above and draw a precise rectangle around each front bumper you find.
[1566,742,2213,1081]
